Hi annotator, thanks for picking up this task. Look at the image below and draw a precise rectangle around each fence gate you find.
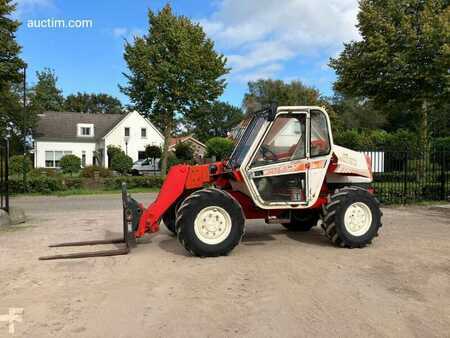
[0,139,9,212]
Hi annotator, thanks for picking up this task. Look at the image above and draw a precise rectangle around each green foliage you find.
[111,152,133,174]
[334,129,418,151]
[185,101,244,142]
[432,137,450,151]
[330,0,450,143]
[28,68,64,112]
[206,137,235,160]
[103,176,164,190]
[80,165,112,178]
[9,155,32,176]
[59,154,81,175]
[64,92,123,114]
[242,79,339,128]
[29,168,58,177]
[107,145,123,160]
[166,153,185,170]
[145,145,162,159]
[174,142,194,161]
[121,4,229,173]
[0,0,26,136]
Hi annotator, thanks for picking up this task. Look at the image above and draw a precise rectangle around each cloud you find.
[200,0,360,83]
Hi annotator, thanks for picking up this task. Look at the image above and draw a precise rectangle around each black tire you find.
[322,186,382,248]
[281,211,320,232]
[176,188,245,257]
[162,196,185,235]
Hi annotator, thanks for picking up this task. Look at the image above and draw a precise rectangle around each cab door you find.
[247,112,311,206]
[245,109,332,208]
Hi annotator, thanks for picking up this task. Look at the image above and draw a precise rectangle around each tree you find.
[9,155,32,176]
[64,92,124,114]
[329,0,449,146]
[145,145,162,159]
[185,101,244,142]
[0,0,26,139]
[206,137,235,160]
[331,94,386,130]
[242,79,339,128]
[28,68,64,112]
[59,154,81,176]
[174,142,194,161]
[111,152,133,174]
[121,4,228,174]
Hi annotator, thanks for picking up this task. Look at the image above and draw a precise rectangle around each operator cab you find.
[229,107,333,209]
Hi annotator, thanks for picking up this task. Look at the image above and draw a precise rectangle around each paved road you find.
[1,194,449,337]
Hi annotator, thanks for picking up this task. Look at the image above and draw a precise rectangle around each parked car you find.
[131,158,160,176]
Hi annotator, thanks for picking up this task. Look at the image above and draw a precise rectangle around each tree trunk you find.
[160,124,172,175]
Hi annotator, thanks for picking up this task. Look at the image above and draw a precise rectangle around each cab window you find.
[252,114,306,167]
[310,110,330,157]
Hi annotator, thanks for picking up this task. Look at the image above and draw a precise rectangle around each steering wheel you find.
[260,145,278,161]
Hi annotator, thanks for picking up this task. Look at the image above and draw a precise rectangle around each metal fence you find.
[364,148,450,204]
[0,139,9,212]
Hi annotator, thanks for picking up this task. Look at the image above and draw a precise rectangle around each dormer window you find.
[77,123,94,137]
[81,127,91,136]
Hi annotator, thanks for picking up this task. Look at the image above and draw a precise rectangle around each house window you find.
[141,128,147,138]
[81,127,91,136]
[124,127,130,137]
[45,150,72,168]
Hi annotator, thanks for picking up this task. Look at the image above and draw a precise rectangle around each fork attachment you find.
[39,183,141,260]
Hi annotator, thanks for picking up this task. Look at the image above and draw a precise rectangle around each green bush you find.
[174,142,194,161]
[111,152,133,174]
[29,168,58,177]
[206,137,234,160]
[145,145,162,159]
[107,145,123,160]
[81,165,112,178]
[104,176,164,190]
[9,176,64,194]
[9,155,32,176]
[59,154,81,175]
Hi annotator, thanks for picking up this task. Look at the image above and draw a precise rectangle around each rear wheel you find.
[281,211,320,232]
[322,186,382,248]
[162,196,185,235]
[176,188,245,257]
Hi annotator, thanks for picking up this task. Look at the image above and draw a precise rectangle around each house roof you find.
[168,135,206,149]
[34,111,127,142]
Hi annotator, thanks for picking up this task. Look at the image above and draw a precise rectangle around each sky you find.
[14,0,361,108]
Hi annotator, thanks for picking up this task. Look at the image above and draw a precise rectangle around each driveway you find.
[1,193,449,337]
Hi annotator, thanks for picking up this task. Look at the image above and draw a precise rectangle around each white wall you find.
[34,141,96,168]
[103,111,164,167]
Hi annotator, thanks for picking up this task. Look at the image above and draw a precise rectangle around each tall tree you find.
[64,92,124,114]
[243,79,339,129]
[0,0,25,137]
[330,0,449,146]
[185,101,244,142]
[28,68,64,112]
[121,4,228,174]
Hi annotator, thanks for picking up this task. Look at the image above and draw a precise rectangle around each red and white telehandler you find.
[40,106,382,260]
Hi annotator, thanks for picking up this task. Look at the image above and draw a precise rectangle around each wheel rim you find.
[194,206,232,245]
[343,202,372,236]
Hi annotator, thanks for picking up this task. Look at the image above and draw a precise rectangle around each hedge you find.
[8,175,163,194]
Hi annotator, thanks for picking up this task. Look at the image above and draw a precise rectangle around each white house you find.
[33,111,164,168]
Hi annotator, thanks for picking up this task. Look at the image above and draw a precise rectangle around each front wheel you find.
[176,188,245,257]
[322,186,382,248]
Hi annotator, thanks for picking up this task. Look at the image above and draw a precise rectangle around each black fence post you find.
[441,150,446,201]
[403,151,408,204]
[5,138,9,213]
